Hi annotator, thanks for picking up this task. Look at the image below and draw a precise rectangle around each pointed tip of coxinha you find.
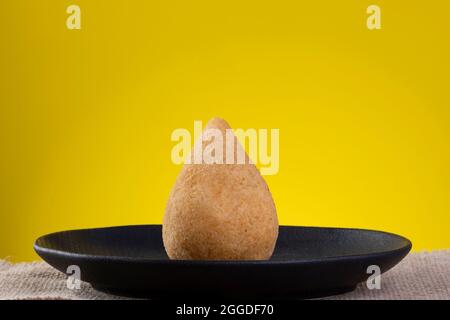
[197,117,249,165]
[205,117,232,132]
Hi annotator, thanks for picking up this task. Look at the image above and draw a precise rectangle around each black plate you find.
[34,225,411,299]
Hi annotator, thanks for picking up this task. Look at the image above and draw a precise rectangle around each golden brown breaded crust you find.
[163,117,279,260]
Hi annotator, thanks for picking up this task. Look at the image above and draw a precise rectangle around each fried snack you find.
[163,117,278,260]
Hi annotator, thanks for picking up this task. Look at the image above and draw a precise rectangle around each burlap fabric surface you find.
[1,250,449,300]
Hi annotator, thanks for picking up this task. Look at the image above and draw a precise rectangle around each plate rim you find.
[34,224,412,266]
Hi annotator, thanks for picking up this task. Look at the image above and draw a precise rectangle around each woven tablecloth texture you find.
[1,250,449,300]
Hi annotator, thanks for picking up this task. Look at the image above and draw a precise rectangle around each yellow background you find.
[1,1,449,261]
